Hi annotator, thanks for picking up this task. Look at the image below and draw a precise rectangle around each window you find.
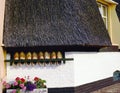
[97,2,108,29]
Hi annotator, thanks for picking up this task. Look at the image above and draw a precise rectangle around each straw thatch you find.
[3,0,111,47]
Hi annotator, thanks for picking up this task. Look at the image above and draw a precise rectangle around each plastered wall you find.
[6,53,74,88]
[6,52,120,88]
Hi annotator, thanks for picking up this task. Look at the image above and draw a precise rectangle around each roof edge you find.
[105,0,118,4]
[4,45,118,52]
[97,0,118,4]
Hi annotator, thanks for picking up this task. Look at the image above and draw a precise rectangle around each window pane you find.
[97,2,108,29]
[103,6,107,16]
[103,18,107,28]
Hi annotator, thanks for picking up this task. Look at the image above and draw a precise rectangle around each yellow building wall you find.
[109,5,120,48]
[97,0,120,49]
[0,0,5,92]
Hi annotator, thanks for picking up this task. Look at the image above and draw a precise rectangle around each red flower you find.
[34,77,39,81]
[21,78,25,83]
[15,77,20,81]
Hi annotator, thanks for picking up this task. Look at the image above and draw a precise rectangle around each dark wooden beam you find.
[99,46,119,52]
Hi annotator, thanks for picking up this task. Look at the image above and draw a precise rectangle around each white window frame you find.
[97,2,108,29]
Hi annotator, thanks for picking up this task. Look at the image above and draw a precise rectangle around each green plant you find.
[34,77,46,88]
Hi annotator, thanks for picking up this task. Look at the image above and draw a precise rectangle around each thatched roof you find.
[113,0,120,21]
[114,0,120,3]
[3,0,111,47]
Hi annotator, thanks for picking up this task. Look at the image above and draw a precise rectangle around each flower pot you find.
[33,88,48,93]
[7,89,15,93]
[7,89,25,93]
[7,89,21,93]
[7,88,48,93]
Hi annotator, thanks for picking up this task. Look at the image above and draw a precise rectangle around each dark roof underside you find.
[113,0,120,3]
[3,0,112,47]
[113,0,120,21]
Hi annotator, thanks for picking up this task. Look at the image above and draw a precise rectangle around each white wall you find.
[74,52,120,86]
[6,53,74,88]
[6,52,120,88]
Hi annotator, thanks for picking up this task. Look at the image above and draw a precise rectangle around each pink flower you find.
[2,81,7,86]
[19,84,24,88]
[6,83,11,89]
[22,86,26,91]
[13,81,18,86]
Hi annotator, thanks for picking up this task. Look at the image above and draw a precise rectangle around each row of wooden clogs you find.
[14,51,63,60]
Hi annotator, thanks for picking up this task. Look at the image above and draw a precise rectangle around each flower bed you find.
[3,76,47,93]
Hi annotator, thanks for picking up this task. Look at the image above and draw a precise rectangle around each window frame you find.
[97,2,108,29]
